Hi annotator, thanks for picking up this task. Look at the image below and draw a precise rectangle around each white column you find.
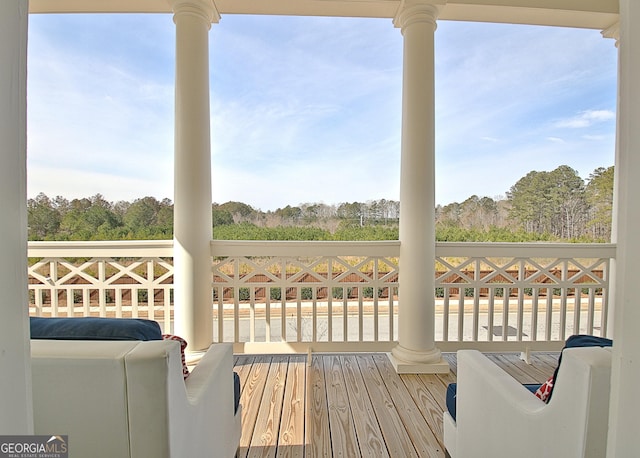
[607,1,640,455]
[0,0,33,433]
[390,0,449,374]
[601,22,619,340]
[169,0,218,351]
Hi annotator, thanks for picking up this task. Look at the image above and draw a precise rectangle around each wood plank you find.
[505,353,553,376]
[436,368,456,387]
[401,374,446,448]
[492,354,545,384]
[277,356,306,458]
[305,355,331,458]
[487,354,531,384]
[435,354,457,388]
[249,356,289,458]
[356,355,418,457]
[325,355,360,457]
[341,355,389,457]
[419,374,449,413]
[441,353,457,375]
[239,356,272,458]
[511,357,554,382]
[533,353,560,374]
[444,352,556,383]
[235,355,257,395]
[373,355,445,457]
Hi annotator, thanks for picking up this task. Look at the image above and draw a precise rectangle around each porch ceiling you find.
[29,0,619,29]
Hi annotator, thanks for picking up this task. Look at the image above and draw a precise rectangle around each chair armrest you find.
[457,349,546,415]
[456,350,551,457]
[125,341,239,458]
[179,344,239,458]
[184,344,233,404]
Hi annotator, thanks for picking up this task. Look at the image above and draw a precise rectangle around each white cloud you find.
[582,134,606,141]
[546,137,565,144]
[553,110,616,129]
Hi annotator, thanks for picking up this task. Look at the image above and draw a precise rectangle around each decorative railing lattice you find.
[28,241,175,330]
[210,241,399,352]
[212,257,399,345]
[435,243,614,347]
[27,240,615,352]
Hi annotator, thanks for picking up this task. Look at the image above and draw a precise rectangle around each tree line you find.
[438,165,613,241]
[27,164,613,242]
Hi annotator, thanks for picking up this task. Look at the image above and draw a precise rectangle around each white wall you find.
[0,0,33,434]
[607,0,640,456]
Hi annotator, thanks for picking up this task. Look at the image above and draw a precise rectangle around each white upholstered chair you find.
[31,340,241,458]
[443,346,612,458]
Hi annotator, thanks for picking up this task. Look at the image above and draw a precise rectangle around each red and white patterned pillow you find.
[162,334,190,380]
[534,376,554,402]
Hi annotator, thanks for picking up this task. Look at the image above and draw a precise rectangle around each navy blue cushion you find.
[446,382,543,421]
[30,317,162,341]
[446,383,457,421]
[233,372,241,414]
[563,334,613,350]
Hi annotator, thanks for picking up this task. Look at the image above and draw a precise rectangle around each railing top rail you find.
[435,242,616,258]
[211,240,401,257]
[27,240,616,260]
[28,240,174,257]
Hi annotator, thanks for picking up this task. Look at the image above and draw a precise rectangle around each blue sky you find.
[27,13,617,211]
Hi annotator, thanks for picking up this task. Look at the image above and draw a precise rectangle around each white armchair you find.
[31,340,241,458]
[443,347,612,458]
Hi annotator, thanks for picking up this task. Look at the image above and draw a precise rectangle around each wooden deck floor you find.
[233,352,559,458]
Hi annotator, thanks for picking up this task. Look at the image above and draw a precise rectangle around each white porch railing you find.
[27,240,615,353]
[28,240,175,328]
[434,243,614,352]
[211,241,400,353]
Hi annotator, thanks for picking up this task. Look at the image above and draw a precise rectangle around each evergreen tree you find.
[586,166,614,240]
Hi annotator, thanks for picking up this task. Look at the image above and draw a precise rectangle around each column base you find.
[389,344,450,374]
[185,349,207,367]
[388,352,450,374]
